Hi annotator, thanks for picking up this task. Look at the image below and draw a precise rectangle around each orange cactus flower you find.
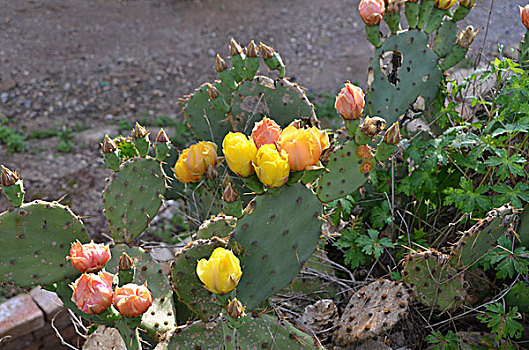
[68,240,111,273]
[113,283,153,318]
[251,117,282,149]
[71,271,114,315]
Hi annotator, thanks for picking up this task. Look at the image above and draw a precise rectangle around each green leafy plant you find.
[477,302,524,341]
[425,330,459,350]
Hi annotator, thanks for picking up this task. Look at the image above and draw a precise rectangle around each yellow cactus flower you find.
[222,132,258,177]
[278,124,330,171]
[253,144,290,188]
[174,141,217,183]
[196,247,242,294]
[434,0,457,10]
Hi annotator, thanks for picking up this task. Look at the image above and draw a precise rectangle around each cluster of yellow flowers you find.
[174,116,330,188]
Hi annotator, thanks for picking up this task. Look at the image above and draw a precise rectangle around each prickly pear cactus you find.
[505,282,529,313]
[366,30,443,125]
[365,2,476,125]
[184,39,316,147]
[402,250,467,312]
[316,141,371,202]
[103,157,167,244]
[0,200,90,288]
[451,205,517,268]
[106,245,176,339]
[195,214,237,240]
[517,206,529,248]
[231,183,323,310]
[334,279,410,346]
[156,314,315,349]
[170,237,227,322]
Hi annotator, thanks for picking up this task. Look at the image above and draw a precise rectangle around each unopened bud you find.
[459,0,475,9]
[387,0,403,13]
[0,165,20,187]
[361,116,387,137]
[456,26,478,48]
[156,128,170,143]
[222,181,239,203]
[383,122,402,145]
[434,0,457,10]
[226,298,246,319]
[101,135,118,154]
[259,42,275,60]
[246,40,259,58]
[229,38,243,57]
[131,122,148,139]
[216,54,228,72]
[119,252,134,271]
[208,84,220,100]
[521,5,529,30]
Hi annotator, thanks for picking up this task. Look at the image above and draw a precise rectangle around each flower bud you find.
[434,0,457,10]
[259,42,275,60]
[208,84,220,100]
[156,128,170,143]
[358,0,385,26]
[222,132,257,177]
[278,124,330,171]
[253,144,290,188]
[456,26,478,48]
[222,181,239,203]
[383,122,402,145]
[68,240,111,273]
[71,271,114,315]
[1,165,20,187]
[119,252,134,271]
[131,122,148,139]
[251,117,282,149]
[226,298,246,319]
[246,40,259,58]
[196,247,242,294]
[101,135,118,154]
[459,0,475,9]
[205,164,219,180]
[521,5,529,30]
[387,0,403,13]
[361,116,387,137]
[174,141,218,183]
[216,54,228,72]
[229,38,243,57]
[113,283,153,318]
[335,83,365,120]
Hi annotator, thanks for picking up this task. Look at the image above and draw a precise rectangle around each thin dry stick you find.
[51,314,81,350]
[474,0,495,70]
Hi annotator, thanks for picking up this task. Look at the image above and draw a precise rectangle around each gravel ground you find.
[0,0,525,236]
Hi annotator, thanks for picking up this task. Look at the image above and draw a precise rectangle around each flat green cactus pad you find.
[517,206,529,248]
[170,237,227,322]
[402,250,467,312]
[103,157,166,244]
[230,76,316,131]
[505,282,529,313]
[156,314,315,349]
[196,214,237,240]
[366,30,442,125]
[184,82,234,145]
[106,245,176,339]
[232,183,323,310]
[0,200,90,288]
[316,141,369,202]
[451,205,517,268]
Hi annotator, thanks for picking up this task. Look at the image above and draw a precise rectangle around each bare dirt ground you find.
[0,0,525,236]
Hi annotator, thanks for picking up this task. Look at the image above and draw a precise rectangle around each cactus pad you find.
[231,183,323,310]
[517,206,529,248]
[333,279,410,346]
[0,200,90,288]
[230,76,316,131]
[196,214,237,240]
[106,245,176,339]
[402,250,467,312]
[505,282,529,313]
[451,205,517,268]
[366,30,443,125]
[170,237,228,322]
[157,314,315,349]
[316,141,370,202]
[103,158,166,244]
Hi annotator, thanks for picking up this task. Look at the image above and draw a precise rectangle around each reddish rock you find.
[0,294,44,339]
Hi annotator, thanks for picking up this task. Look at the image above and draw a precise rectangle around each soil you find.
[0,0,524,239]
